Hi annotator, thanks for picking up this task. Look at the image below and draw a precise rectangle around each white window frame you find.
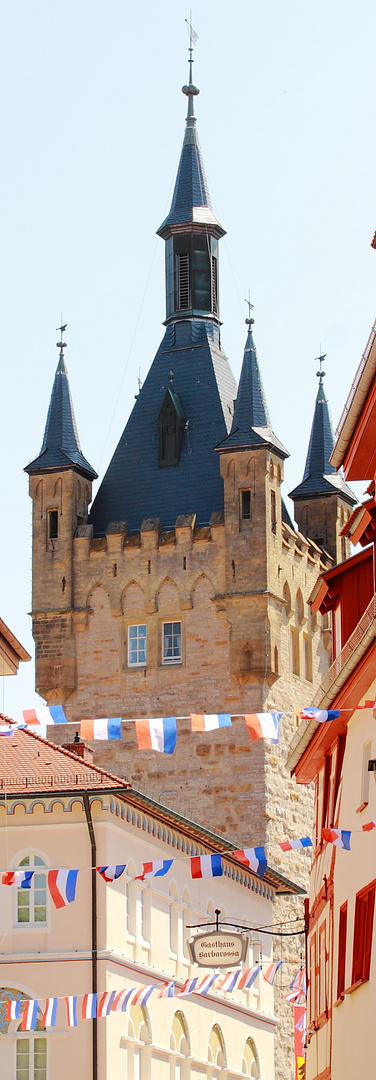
[128,624,147,667]
[162,621,182,665]
[15,855,47,930]
[16,1032,48,1080]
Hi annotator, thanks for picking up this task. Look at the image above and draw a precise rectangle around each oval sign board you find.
[187,931,248,968]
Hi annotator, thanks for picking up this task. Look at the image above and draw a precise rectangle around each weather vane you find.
[315,349,326,382]
[56,315,67,359]
[244,291,254,327]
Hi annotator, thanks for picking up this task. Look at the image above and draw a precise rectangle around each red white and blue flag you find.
[112,989,136,1012]
[48,869,79,908]
[280,838,312,851]
[178,977,199,997]
[298,708,340,723]
[238,964,261,990]
[135,716,177,755]
[190,714,232,731]
[0,725,16,737]
[20,1000,39,1031]
[97,991,116,1017]
[264,961,283,984]
[80,718,122,741]
[82,993,97,1019]
[158,981,176,998]
[41,998,58,1027]
[1,871,33,888]
[65,996,78,1027]
[22,706,66,725]
[190,853,222,879]
[322,828,351,850]
[97,865,126,882]
[290,965,306,994]
[194,973,218,996]
[135,860,173,881]
[130,986,156,1006]
[234,847,267,878]
[216,969,241,992]
[6,1000,22,1020]
[244,712,281,743]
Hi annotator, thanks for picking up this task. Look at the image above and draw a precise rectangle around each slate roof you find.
[216,326,288,458]
[90,319,237,535]
[289,378,355,504]
[25,352,97,481]
[157,82,224,237]
[0,726,130,795]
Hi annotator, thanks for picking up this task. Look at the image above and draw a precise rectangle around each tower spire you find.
[25,328,97,481]
[216,310,288,457]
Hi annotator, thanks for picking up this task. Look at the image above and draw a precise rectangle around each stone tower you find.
[25,56,356,1080]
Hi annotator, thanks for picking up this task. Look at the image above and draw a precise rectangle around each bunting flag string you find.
[3,820,376,901]
[244,713,281,743]
[4,961,306,1028]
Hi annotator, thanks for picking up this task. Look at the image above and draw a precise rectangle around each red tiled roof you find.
[0,727,130,795]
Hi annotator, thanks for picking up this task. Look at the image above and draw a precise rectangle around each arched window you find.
[208,1024,226,1068]
[170,1010,191,1078]
[128,1005,151,1080]
[242,1037,260,1077]
[16,855,47,926]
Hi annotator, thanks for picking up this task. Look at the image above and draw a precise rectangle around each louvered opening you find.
[211,254,218,314]
[178,253,190,309]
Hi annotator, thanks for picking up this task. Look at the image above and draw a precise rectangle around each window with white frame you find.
[17,856,47,926]
[128,624,147,667]
[16,1034,47,1080]
[162,622,182,665]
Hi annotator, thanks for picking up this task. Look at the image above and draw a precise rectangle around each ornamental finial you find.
[182,16,200,123]
[315,349,327,383]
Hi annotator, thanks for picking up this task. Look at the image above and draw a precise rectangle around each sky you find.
[1,0,375,721]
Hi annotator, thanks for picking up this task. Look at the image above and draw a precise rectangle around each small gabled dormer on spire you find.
[157,39,225,324]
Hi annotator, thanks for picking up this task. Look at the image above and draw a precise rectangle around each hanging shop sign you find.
[187,931,248,968]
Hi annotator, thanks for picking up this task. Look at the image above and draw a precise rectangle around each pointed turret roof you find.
[216,321,288,458]
[289,360,355,504]
[157,51,224,238]
[25,333,97,481]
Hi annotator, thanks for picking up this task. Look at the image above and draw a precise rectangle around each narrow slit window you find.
[177,253,190,310]
[48,509,58,541]
[241,490,251,520]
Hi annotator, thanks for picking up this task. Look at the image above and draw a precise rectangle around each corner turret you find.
[289,355,356,562]
[25,328,97,701]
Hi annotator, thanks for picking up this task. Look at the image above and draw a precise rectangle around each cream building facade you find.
[0,727,303,1080]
